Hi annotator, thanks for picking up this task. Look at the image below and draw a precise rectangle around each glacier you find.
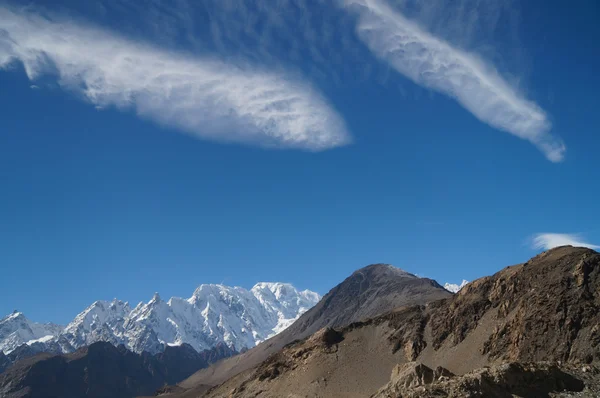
[0,282,320,355]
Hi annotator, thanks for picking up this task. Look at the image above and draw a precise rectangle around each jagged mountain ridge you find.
[0,282,320,356]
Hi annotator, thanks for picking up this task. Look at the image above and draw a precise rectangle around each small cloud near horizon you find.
[531,233,600,250]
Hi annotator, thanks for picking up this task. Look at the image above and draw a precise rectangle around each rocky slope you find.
[0,341,236,398]
[0,282,320,357]
[193,246,600,398]
[173,264,451,396]
[426,245,600,365]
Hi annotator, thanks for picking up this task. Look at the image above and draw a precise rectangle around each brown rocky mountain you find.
[173,264,452,396]
[0,341,236,398]
[282,264,450,340]
[183,246,600,397]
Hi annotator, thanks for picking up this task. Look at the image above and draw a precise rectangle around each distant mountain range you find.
[0,282,320,357]
[6,250,593,398]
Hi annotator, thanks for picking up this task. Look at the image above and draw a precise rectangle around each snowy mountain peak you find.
[190,284,239,300]
[0,312,63,354]
[253,281,289,291]
[109,298,128,308]
[1,281,321,355]
[3,311,24,322]
[444,280,469,293]
[300,289,321,303]
[252,282,297,302]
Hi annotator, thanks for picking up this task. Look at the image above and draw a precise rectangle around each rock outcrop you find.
[373,362,587,398]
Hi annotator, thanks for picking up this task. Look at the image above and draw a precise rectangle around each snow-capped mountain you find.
[444,280,469,293]
[1,282,320,355]
[251,282,320,335]
[0,311,63,354]
[61,299,132,351]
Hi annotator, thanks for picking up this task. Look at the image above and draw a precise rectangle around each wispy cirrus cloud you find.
[341,0,565,162]
[0,6,349,150]
[532,233,600,250]
[57,0,524,87]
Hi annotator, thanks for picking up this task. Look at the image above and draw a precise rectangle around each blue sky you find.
[1,0,599,324]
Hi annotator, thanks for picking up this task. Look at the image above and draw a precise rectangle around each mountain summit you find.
[281,263,449,339]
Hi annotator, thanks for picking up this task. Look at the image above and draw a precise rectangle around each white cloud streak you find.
[0,6,350,150]
[341,0,565,162]
[532,233,600,251]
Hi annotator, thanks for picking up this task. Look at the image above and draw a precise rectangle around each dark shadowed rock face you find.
[0,338,66,373]
[0,352,9,374]
[0,341,236,398]
[155,342,236,385]
[197,342,237,365]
